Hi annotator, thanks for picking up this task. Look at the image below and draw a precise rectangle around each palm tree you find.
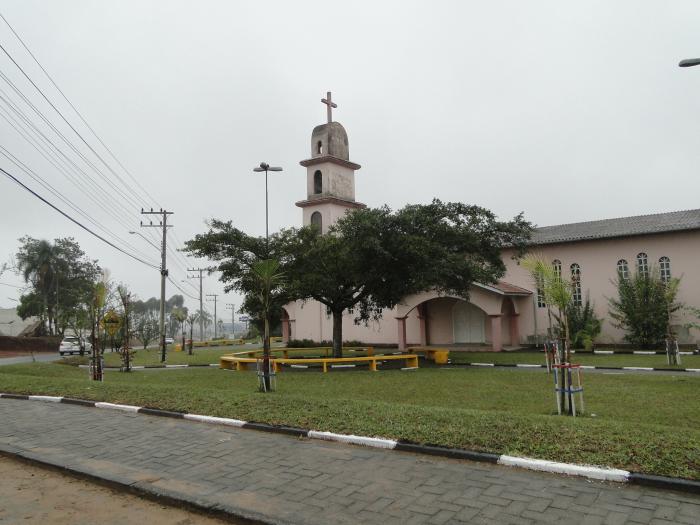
[171,307,187,353]
[186,313,197,354]
[250,259,284,392]
[196,309,212,337]
[522,254,575,415]
[16,239,58,334]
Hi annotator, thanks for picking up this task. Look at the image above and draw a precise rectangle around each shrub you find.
[608,269,681,349]
[567,297,602,350]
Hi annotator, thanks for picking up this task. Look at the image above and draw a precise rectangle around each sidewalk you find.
[1,398,699,525]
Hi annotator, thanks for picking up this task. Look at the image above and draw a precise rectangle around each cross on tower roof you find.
[321,91,337,123]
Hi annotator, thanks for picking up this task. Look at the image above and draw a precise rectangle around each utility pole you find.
[206,294,218,339]
[226,303,235,338]
[187,268,206,341]
[140,208,173,363]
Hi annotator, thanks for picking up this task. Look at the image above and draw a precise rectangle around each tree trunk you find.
[332,310,343,358]
[262,315,271,391]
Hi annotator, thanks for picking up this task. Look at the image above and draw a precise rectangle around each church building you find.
[282,94,700,350]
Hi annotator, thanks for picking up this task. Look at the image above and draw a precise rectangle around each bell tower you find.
[296,92,365,233]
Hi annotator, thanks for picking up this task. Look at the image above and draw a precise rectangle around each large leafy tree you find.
[187,200,531,357]
[285,201,531,357]
[16,237,100,335]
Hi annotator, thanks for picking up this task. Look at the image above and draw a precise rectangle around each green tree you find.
[187,200,531,358]
[16,237,100,336]
[285,202,530,357]
[134,311,159,349]
[250,259,285,391]
[609,268,682,349]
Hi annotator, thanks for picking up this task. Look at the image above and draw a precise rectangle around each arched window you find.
[659,256,671,283]
[310,211,322,231]
[637,253,649,278]
[313,170,322,194]
[617,259,629,280]
[316,140,323,154]
[552,259,562,279]
[570,263,582,307]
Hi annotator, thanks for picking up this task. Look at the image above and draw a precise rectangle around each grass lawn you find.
[79,346,700,369]
[67,344,267,367]
[1,362,699,480]
[448,351,700,369]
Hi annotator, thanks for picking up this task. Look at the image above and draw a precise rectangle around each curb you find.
[2,392,699,494]
[77,364,220,370]
[458,363,700,373]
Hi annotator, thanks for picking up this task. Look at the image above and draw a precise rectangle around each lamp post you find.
[679,58,700,68]
[128,231,160,252]
[252,162,282,391]
[252,162,283,244]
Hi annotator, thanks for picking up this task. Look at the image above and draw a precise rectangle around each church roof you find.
[531,208,700,245]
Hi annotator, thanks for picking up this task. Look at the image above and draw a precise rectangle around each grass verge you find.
[1,363,698,480]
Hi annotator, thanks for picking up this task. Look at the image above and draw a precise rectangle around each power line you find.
[0,40,155,210]
[0,11,161,209]
[0,146,157,264]
[0,85,163,249]
[167,275,198,301]
[0,165,159,270]
[0,68,142,212]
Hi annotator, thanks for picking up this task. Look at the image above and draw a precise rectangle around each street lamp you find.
[252,162,283,243]
[128,231,160,252]
[679,58,700,68]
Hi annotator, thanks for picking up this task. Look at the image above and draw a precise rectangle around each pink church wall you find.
[502,230,700,345]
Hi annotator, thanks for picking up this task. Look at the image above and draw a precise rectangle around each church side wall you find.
[502,230,700,345]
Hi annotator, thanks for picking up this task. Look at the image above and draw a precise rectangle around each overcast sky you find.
[1,1,699,313]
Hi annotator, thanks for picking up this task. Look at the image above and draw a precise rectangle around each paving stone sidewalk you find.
[1,399,698,525]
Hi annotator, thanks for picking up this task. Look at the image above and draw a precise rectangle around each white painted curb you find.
[516,364,542,368]
[471,363,495,367]
[28,395,62,402]
[498,455,630,482]
[94,402,140,413]
[308,430,398,449]
[183,413,246,427]
[623,367,654,371]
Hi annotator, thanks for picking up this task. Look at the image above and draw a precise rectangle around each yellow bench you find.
[408,347,450,365]
[219,353,417,372]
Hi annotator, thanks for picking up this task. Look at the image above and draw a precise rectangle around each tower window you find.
[313,170,322,194]
[659,256,671,283]
[310,211,322,231]
[617,259,629,280]
[316,141,323,154]
[637,253,649,278]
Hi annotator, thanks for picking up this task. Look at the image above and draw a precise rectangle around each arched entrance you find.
[452,301,486,343]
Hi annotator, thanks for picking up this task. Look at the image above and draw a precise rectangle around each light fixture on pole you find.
[128,231,160,252]
[252,162,283,243]
[679,58,700,68]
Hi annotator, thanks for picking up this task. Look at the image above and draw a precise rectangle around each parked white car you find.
[59,336,92,356]
[165,337,175,345]
[59,336,79,356]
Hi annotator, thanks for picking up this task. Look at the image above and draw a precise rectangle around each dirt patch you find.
[0,455,240,524]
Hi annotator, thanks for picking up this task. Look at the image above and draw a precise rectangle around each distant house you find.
[0,308,40,337]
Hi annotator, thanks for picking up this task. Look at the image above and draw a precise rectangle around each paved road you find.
[1,399,698,525]
[0,353,61,366]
